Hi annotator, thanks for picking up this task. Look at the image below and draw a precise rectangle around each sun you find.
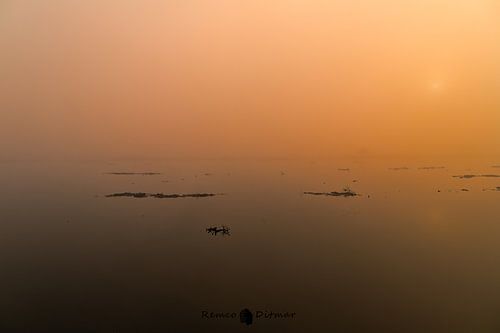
[429,80,444,93]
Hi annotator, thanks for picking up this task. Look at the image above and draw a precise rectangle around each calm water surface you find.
[1,159,499,332]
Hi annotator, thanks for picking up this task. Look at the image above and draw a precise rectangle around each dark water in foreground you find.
[1,159,500,332]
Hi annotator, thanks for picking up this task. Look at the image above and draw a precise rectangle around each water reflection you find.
[0,158,499,332]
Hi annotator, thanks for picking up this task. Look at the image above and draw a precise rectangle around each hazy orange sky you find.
[1,1,499,160]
